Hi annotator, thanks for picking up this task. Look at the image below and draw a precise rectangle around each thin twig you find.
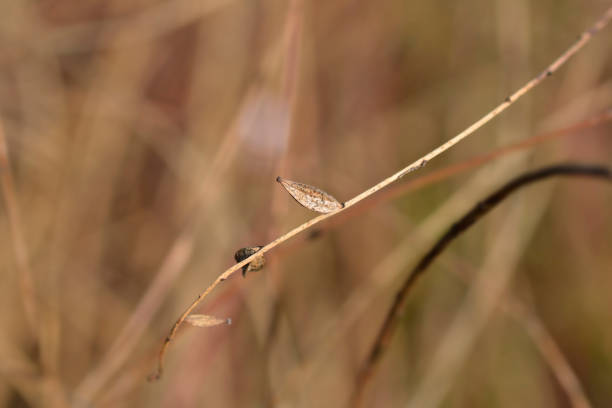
[77,108,609,402]
[282,107,610,402]
[350,163,612,406]
[320,109,612,232]
[150,6,612,380]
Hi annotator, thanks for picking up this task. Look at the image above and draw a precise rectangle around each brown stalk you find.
[151,6,612,380]
[350,164,612,406]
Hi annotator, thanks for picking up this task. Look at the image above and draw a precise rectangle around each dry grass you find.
[1,1,612,407]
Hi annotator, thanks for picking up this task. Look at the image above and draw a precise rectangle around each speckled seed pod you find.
[276,176,344,213]
[234,246,265,277]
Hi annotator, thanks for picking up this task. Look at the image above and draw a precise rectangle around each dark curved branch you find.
[350,163,612,406]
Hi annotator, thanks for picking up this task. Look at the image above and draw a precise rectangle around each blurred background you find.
[1,0,612,407]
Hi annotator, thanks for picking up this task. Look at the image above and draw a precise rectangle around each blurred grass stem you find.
[0,121,38,341]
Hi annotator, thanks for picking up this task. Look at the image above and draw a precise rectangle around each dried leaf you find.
[276,176,343,213]
[185,314,232,328]
[234,246,265,277]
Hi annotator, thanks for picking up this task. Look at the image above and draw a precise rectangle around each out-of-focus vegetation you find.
[1,1,611,407]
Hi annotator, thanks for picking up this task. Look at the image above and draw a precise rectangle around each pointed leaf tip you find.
[276,177,343,213]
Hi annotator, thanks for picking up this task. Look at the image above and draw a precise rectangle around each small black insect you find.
[234,246,265,277]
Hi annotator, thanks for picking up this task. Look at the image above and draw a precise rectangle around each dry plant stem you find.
[350,164,612,406]
[106,112,607,398]
[0,121,38,337]
[504,301,592,408]
[151,7,612,380]
[153,106,612,385]
[323,109,612,230]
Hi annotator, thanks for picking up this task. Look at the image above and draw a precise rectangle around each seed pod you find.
[276,176,343,213]
[185,314,232,327]
[234,246,265,277]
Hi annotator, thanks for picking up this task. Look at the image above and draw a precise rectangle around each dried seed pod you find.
[185,314,232,327]
[234,246,265,277]
[276,176,343,213]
